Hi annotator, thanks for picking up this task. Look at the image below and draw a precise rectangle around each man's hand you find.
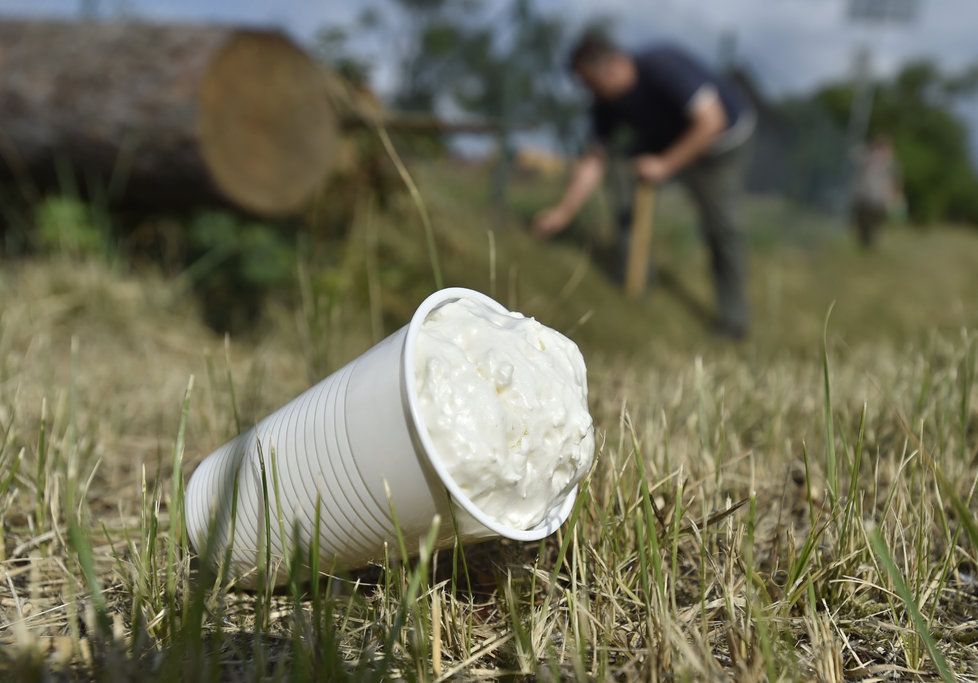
[635,89,727,184]
[532,152,605,239]
[533,205,572,239]
[633,154,673,185]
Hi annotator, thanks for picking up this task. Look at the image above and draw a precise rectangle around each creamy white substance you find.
[414,298,594,530]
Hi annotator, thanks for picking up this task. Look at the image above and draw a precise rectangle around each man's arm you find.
[634,88,728,184]
[533,151,607,238]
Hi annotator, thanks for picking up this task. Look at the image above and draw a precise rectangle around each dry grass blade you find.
[679,497,749,535]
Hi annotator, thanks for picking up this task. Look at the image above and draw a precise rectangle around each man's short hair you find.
[568,32,618,72]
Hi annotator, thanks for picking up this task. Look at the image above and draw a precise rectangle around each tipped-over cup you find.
[184,288,579,584]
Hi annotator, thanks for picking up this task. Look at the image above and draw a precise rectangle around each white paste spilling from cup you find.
[415,298,594,530]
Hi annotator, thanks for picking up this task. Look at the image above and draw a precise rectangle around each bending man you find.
[535,33,755,339]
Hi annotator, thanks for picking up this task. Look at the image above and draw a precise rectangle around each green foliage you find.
[312,12,377,85]
[353,0,580,146]
[186,212,296,331]
[383,0,478,113]
[814,59,978,225]
[34,196,112,258]
[449,2,572,123]
[189,212,295,290]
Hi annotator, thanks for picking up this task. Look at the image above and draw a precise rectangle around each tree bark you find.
[0,19,339,217]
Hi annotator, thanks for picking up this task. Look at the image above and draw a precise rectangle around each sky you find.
[3,0,976,93]
[3,0,977,153]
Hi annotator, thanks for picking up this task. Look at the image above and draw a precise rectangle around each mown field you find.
[1,160,977,680]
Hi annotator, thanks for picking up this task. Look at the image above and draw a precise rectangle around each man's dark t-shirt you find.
[590,44,750,156]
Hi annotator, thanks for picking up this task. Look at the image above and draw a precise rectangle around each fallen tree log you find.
[0,19,339,217]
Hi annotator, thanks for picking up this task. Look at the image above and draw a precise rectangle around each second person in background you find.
[851,134,904,250]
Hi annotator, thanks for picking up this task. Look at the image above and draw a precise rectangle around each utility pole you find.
[844,0,922,148]
[716,29,739,72]
[80,0,98,18]
[842,0,922,215]
[491,0,530,227]
[846,45,874,149]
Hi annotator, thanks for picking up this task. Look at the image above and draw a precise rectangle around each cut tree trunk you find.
[0,19,339,217]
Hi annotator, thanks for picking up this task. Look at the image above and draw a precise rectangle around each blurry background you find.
[0,0,976,358]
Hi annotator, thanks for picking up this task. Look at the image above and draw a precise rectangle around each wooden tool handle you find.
[624,183,656,299]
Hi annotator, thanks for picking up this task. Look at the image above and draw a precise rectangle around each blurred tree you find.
[313,9,379,86]
[322,0,582,212]
[323,0,581,139]
[187,211,296,331]
[447,1,581,209]
[815,60,978,225]
[387,0,481,112]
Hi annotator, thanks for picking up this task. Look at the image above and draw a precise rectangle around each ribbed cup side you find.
[183,304,543,585]
[185,327,441,582]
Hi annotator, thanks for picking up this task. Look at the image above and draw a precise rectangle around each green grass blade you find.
[869,528,954,683]
[67,518,110,635]
[165,375,194,633]
[375,125,443,290]
[822,302,838,507]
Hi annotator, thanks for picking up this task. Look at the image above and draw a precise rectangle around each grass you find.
[1,158,978,680]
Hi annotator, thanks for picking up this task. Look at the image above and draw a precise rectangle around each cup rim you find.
[401,287,578,542]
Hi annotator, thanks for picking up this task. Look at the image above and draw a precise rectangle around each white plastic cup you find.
[185,287,578,583]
